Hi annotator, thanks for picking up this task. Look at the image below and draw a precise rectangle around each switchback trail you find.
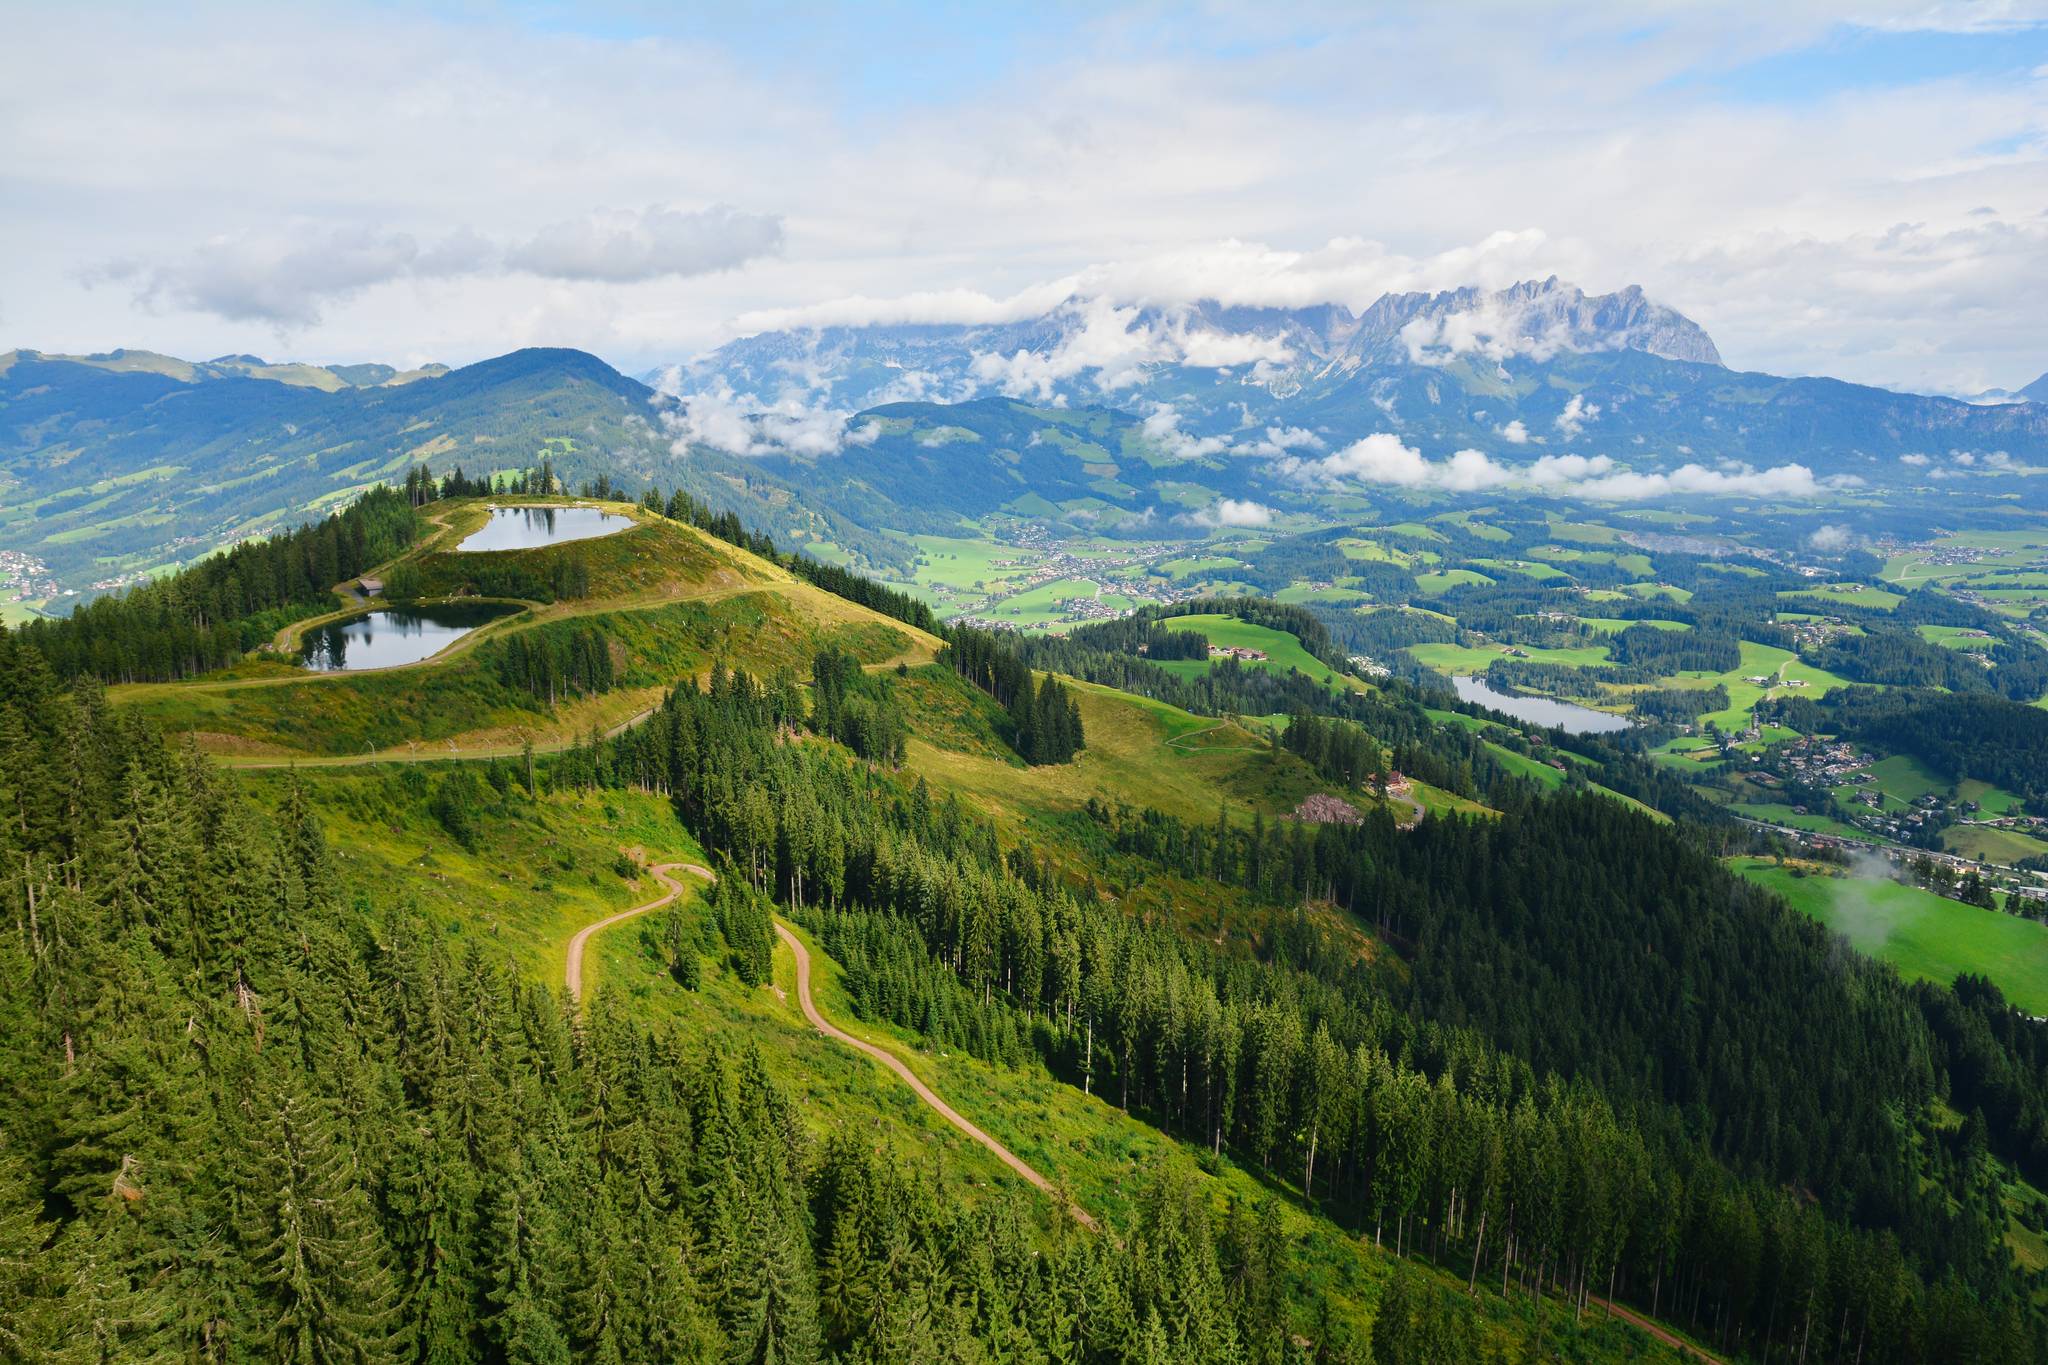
[564,862,713,1001]
[773,920,1099,1231]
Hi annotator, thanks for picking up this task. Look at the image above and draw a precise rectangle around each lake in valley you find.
[1450,674,1632,735]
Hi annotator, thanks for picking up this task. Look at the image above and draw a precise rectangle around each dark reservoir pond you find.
[1451,674,1632,735]
[299,603,522,672]
[456,505,634,552]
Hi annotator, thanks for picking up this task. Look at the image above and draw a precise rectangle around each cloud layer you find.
[91,206,783,328]
[1278,432,1842,500]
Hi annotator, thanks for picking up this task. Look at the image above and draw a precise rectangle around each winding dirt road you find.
[560,865,1091,1225]
[1593,1297,1723,1365]
[563,862,713,1001]
[772,921,1097,1230]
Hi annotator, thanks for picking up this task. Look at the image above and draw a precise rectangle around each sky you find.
[3,1,2046,393]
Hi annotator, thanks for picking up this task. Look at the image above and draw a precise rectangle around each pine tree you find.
[235,1074,401,1364]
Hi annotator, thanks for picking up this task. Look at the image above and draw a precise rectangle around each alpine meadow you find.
[7,5,2048,1364]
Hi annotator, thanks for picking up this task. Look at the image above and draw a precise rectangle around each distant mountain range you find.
[2,347,453,392]
[669,277,2048,483]
[5,277,2045,599]
[1970,372,2048,405]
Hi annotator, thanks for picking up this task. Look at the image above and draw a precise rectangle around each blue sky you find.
[1691,22,2048,103]
[3,1,2046,390]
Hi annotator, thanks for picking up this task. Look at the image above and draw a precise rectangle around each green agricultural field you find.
[912,535,1040,590]
[1334,537,1431,566]
[1778,583,1905,611]
[981,576,1110,627]
[1961,571,2048,590]
[1469,558,1567,581]
[1959,778,2030,816]
[1918,624,1997,651]
[1861,754,1948,807]
[1415,568,1495,594]
[1431,513,1511,541]
[1733,859,2048,1014]
[1648,736,1724,768]
[1661,640,1855,731]
[1274,583,1370,605]
[1623,581,1693,602]
[1544,518,1622,545]
[1577,616,1689,633]
[1158,554,1244,578]
[1946,824,2048,866]
[1154,614,1362,692]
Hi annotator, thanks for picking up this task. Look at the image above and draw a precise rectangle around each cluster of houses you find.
[1209,643,1268,662]
[0,549,68,608]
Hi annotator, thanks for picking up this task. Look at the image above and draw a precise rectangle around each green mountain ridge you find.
[0,346,928,595]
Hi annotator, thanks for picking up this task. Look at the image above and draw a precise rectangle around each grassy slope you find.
[112,499,937,757]
[906,675,1347,833]
[1732,858,2048,1013]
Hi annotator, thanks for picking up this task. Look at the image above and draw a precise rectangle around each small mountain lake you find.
[299,602,522,672]
[456,505,634,552]
[1451,674,1632,735]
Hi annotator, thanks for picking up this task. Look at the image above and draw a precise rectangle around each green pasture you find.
[1733,859,2048,1014]
[1155,614,1361,692]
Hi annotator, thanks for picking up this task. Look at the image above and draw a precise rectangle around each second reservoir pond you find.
[1450,674,1632,735]
[300,603,522,672]
[457,505,634,552]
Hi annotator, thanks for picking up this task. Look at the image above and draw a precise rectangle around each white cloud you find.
[1241,425,1326,458]
[92,205,781,328]
[1189,497,1275,527]
[1554,393,1601,439]
[1279,430,1829,500]
[1289,432,1435,486]
[505,204,782,283]
[89,225,489,328]
[1575,462,1825,500]
[1899,452,1932,465]
[1807,524,1853,550]
[1403,297,1571,367]
[965,297,1295,400]
[655,377,872,459]
[1141,403,1233,459]
[1497,419,1531,444]
[1526,453,1617,483]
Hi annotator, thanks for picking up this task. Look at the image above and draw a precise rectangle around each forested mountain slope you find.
[6,474,2048,1361]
